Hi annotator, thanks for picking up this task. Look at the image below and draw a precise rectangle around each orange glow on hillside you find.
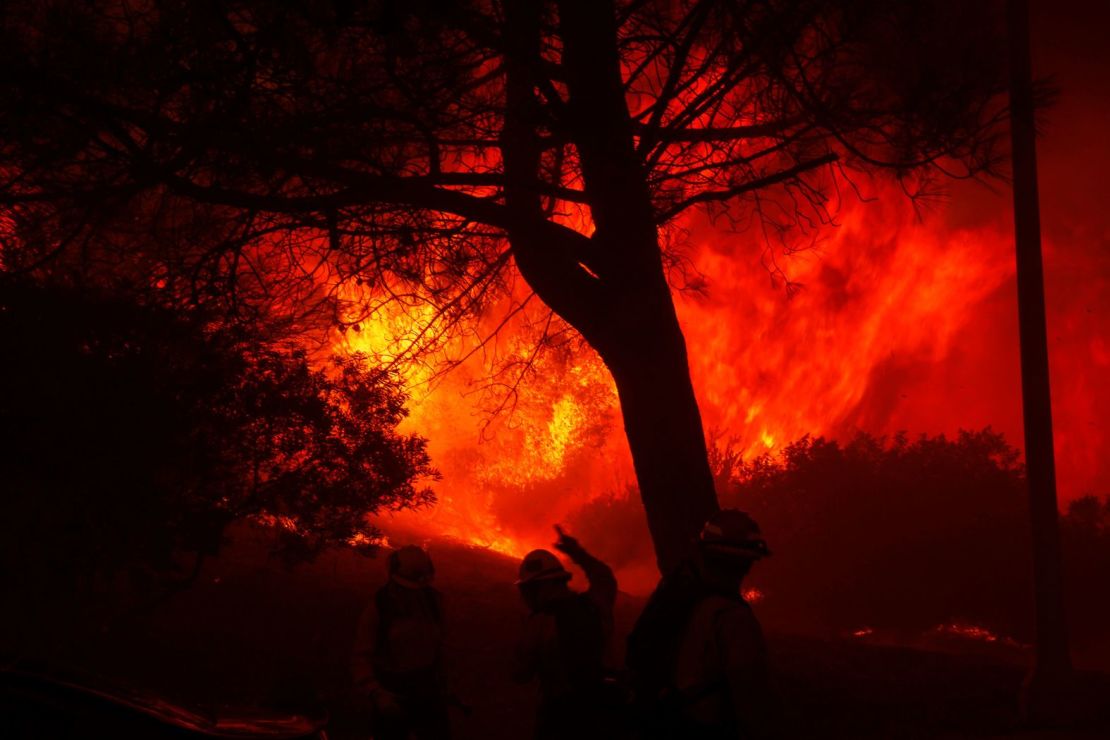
[929,622,1028,648]
[335,280,624,560]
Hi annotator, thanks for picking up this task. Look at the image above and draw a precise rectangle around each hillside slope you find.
[13,527,1109,739]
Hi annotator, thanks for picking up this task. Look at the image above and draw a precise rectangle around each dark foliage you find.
[1060,493,1110,645]
[572,430,1110,646]
[0,280,436,617]
[723,430,1033,638]
[725,431,1110,646]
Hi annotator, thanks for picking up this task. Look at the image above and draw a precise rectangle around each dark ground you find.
[14,526,1110,739]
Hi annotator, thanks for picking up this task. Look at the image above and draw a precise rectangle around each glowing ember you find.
[929,622,1027,648]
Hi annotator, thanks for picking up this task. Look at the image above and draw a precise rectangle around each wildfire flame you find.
[327,173,1094,591]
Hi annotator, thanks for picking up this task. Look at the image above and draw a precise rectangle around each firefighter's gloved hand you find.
[553,525,582,555]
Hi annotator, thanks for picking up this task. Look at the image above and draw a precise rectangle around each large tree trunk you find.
[556,0,721,573]
[601,289,720,573]
[501,0,720,573]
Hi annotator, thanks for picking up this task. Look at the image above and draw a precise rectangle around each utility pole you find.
[1006,0,1075,723]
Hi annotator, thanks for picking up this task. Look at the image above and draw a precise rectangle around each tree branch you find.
[639,117,805,144]
[655,152,838,223]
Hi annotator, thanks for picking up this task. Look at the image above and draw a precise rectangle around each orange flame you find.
[327,176,1105,589]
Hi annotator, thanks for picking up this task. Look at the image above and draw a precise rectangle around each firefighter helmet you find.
[698,509,770,560]
[515,549,572,585]
[388,545,435,588]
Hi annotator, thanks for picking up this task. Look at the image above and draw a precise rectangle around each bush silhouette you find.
[1,281,435,646]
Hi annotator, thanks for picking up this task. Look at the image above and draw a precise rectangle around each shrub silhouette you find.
[572,429,1109,647]
[1,280,435,647]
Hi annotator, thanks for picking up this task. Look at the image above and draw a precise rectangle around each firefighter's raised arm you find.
[553,525,617,611]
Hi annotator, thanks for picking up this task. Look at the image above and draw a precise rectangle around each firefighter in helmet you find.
[512,526,619,739]
[351,544,450,739]
[627,509,778,739]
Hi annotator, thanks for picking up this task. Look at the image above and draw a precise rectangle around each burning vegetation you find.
[0,0,1108,690]
[0,0,1025,571]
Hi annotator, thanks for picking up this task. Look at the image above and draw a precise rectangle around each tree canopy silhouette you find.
[0,0,1010,570]
[0,280,435,617]
[726,431,1110,646]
